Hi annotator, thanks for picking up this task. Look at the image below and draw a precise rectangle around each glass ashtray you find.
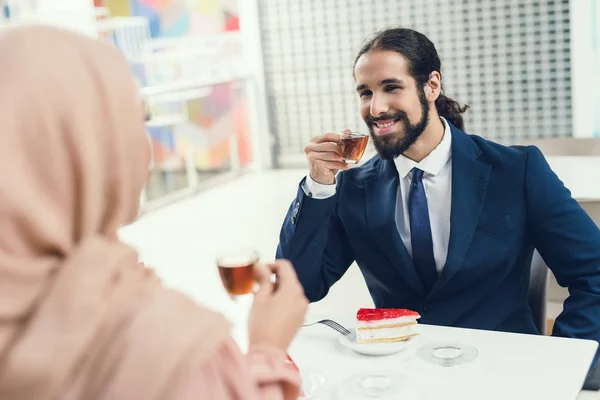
[416,342,478,367]
[298,369,326,399]
[335,371,408,399]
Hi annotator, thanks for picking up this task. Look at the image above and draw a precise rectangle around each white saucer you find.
[338,330,417,356]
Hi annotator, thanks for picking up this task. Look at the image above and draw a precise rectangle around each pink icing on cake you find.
[356,308,420,321]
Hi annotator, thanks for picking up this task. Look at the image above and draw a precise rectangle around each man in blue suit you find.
[276,28,600,364]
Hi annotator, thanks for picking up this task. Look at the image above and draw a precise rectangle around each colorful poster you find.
[104,0,239,37]
[100,0,248,200]
[173,82,252,170]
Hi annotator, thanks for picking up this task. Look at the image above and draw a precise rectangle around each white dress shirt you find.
[303,117,453,273]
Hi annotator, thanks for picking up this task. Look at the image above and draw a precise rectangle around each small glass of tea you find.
[339,131,369,164]
[216,249,259,302]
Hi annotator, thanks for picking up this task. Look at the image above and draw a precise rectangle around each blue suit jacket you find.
[277,123,600,366]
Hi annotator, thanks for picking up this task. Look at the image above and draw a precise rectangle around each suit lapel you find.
[431,127,491,296]
[365,159,424,295]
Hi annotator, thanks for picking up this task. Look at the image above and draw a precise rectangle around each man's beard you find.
[366,87,430,160]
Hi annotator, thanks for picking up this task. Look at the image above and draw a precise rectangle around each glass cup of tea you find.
[215,249,259,351]
[216,249,259,303]
[339,131,369,164]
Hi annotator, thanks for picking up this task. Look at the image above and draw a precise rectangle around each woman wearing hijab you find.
[0,26,307,400]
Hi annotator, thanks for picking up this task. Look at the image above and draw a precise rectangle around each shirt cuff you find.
[301,174,337,199]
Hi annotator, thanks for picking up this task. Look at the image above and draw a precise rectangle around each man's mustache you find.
[365,111,408,125]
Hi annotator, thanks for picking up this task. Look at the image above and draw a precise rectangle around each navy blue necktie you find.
[408,168,437,294]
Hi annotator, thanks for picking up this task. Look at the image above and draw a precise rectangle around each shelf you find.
[145,114,188,127]
[140,75,249,97]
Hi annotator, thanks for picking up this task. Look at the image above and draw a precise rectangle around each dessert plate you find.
[338,329,418,356]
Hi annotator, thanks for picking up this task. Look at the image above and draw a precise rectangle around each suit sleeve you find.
[276,173,355,302]
[525,146,600,369]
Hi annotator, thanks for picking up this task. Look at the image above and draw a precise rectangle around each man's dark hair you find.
[354,28,469,130]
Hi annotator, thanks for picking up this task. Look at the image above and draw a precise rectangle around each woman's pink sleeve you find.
[177,338,301,400]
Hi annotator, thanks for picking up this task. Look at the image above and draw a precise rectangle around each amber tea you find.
[340,133,369,164]
[217,251,258,297]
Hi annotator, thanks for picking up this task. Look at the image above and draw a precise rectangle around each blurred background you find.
[1,0,599,326]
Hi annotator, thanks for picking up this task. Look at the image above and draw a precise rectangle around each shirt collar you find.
[394,116,453,179]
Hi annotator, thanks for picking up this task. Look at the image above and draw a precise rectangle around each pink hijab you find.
[0,26,231,399]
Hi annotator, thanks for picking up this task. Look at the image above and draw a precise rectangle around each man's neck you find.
[403,115,445,163]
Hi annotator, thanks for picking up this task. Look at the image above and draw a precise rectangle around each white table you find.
[289,314,599,400]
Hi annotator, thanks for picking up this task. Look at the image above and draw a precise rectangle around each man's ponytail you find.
[435,93,470,130]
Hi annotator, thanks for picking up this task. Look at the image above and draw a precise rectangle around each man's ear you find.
[425,71,441,101]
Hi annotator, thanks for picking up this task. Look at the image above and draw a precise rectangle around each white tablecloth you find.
[288,314,599,400]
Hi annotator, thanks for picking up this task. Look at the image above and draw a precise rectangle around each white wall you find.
[546,156,600,201]
[238,0,273,169]
[570,0,600,138]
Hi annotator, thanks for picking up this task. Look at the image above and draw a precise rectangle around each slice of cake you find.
[356,308,420,344]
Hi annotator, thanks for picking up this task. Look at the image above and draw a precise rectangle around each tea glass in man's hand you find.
[339,131,369,164]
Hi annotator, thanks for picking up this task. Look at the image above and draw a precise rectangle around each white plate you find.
[338,331,417,356]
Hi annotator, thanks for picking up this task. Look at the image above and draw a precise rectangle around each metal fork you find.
[302,319,352,336]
